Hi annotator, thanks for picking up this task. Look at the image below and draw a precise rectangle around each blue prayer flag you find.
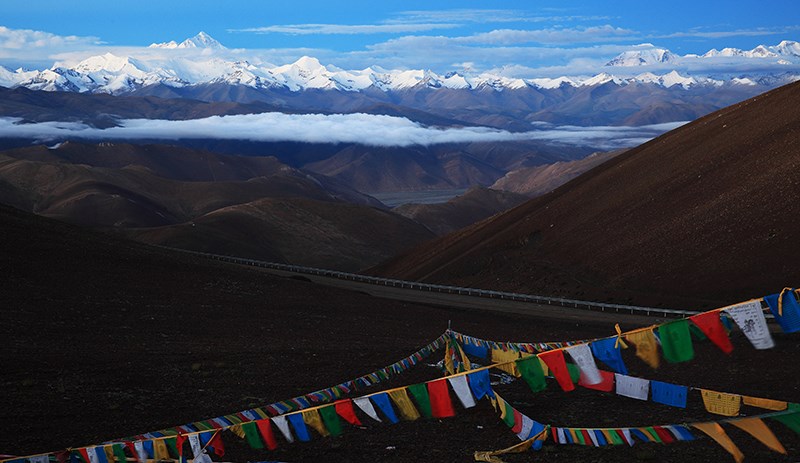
[590,337,628,374]
[594,429,607,446]
[467,369,494,400]
[630,429,650,443]
[461,342,489,359]
[651,380,688,408]
[288,413,311,441]
[765,290,800,333]
[370,393,399,424]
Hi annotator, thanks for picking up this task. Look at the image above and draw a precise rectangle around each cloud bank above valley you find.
[0,113,685,150]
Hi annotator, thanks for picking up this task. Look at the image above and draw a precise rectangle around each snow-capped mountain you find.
[1,34,798,96]
[607,41,800,66]
[149,31,226,50]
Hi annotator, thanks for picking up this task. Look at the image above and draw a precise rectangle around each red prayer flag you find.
[176,434,187,456]
[581,429,593,446]
[427,379,456,418]
[511,408,523,434]
[55,451,69,463]
[653,426,675,443]
[78,449,90,463]
[690,311,734,354]
[208,431,226,457]
[539,350,575,392]
[256,419,278,450]
[334,399,362,426]
[579,369,615,392]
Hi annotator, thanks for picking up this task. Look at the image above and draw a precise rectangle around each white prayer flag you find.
[447,375,477,409]
[188,434,213,463]
[516,414,534,441]
[134,442,148,463]
[622,428,634,446]
[354,397,382,422]
[588,429,600,446]
[85,448,101,463]
[272,415,295,443]
[615,373,649,401]
[726,300,774,349]
[566,343,602,385]
[29,456,50,463]
[557,427,567,444]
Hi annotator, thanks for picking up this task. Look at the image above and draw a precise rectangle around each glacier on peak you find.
[149,32,226,50]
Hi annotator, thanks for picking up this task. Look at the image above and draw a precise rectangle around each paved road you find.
[257,267,670,329]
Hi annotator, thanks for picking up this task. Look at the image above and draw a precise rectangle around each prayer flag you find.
[371,393,399,424]
[765,290,800,333]
[133,442,148,463]
[515,414,545,441]
[743,396,788,411]
[565,343,602,385]
[203,431,225,457]
[499,396,516,428]
[615,374,649,401]
[427,379,456,418]
[111,445,126,463]
[730,418,786,454]
[516,356,547,393]
[29,457,49,463]
[650,380,688,408]
[255,419,279,450]
[462,342,489,359]
[388,388,421,421]
[318,405,343,437]
[448,375,477,409]
[690,311,734,354]
[241,421,264,449]
[467,369,494,401]
[288,413,312,442]
[539,349,575,392]
[153,441,169,461]
[594,430,607,446]
[665,425,695,441]
[302,409,330,437]
[692,422,745,463]
[579,369,615,392]
[353,397,382,423]
[652,426,674,443]
[590,337,628,375]
[625,329,660,369]
[726,301,774,349]
[658,319,694,363]
[187,434,212,463]
[334,399,362,426]
[407,384,433,419]
[272,415,295,443]
[492,348,521,376]
[701,390,742,416]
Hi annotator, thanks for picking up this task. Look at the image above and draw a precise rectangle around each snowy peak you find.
[149,32,225,49]
[606,48,679,66]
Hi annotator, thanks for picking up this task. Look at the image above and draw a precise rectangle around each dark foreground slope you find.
[373,81,800,309]
[4,204,800,463]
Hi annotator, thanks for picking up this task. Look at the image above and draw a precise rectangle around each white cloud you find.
[0,26,101,64]
[0,114,684,150]
[229,23,459,35]
[456,25,638,45]
[390,9,611,24]
[657,26,800,40]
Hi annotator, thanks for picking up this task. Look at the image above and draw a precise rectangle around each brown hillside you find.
[373,81,800,309]
[394,187,529,235]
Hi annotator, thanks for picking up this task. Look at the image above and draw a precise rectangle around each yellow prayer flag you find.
[701,389,742,416]
[153,440,170,461]
[102,445,115,463]
[388,388,421,421]
[730,418,786,454]
[625,329,660,369]
[743,396,788,411]
[302,409,330,437]
[692,422,745,463]
[492,348,521,377]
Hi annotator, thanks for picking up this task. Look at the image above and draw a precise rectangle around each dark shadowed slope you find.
[127,197,435,271]
[393,186,529,235]
[372,81,800,309]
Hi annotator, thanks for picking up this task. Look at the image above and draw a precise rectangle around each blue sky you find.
[1,0,798,74]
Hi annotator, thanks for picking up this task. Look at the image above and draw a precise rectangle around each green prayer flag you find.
[225,414,243,424]
[574,429,585,445]
[408,383,433,418]
[517,356,547,393]
[566,363,580,383]
[772,412,800,434]
[195,421,213,431]
[164,437,179,458]
[659,319,695,363]
[112,444,127,463]
[242,421,265,449]
[502,399,516,428]
[319,404,344,437]
[607,430,624,445]
[644,427,662,443]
